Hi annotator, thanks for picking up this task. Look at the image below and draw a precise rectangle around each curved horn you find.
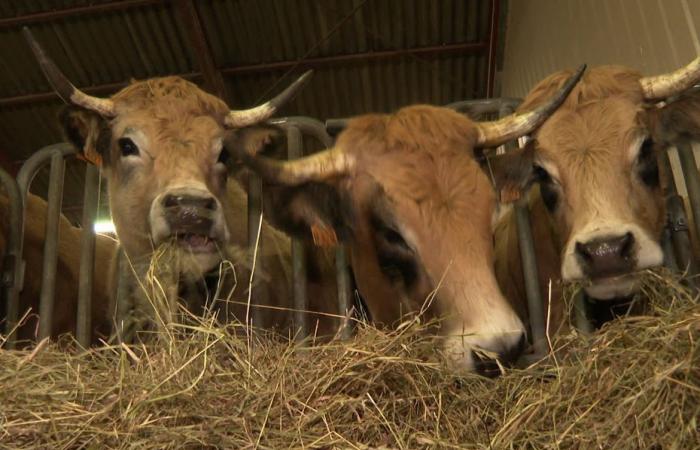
[225,133,352,185]
[22,27,116,117]
[225,71,313,128]
[640,56,700,100]
[475,64,586,147]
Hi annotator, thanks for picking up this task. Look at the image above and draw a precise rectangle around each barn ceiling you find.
[0,0,505,224]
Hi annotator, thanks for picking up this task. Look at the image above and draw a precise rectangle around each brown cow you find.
[23,29,341,337]
[493,58,700,331]
[0,192,117,345]
[224,67,584,374]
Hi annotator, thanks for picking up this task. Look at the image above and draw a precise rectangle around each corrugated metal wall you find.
[500,0,700,197]
[501,0,700,98]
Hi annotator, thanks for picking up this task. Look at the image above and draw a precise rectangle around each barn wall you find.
[500,0,700,98]
[500,0,700,197]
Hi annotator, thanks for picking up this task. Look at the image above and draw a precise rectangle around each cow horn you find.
[224,71,313,128]
[639,56,700,100]
[475,64,586,147]
[225,132,353,185]
[23,27,116,117]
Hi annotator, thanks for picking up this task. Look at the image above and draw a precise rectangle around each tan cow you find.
[224,67,584,374]
[24,29,341,338]
[0,192,117,346]
[493,58,700,331]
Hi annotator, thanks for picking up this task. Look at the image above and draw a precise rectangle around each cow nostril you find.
[203,197,216,211]
[619,232,635,258]
[575,241,593,262]
[163,194,180,208]
[471,334,525,378]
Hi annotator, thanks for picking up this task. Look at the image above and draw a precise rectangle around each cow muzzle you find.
[562,224,664,300]
[150,187,229,258]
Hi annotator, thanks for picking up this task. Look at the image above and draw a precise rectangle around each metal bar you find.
[676,142,700,260]
[174,0,228,100]
[573,291,593,335]
[335,246,352,339]
[76,164,99,347]
[247,172,266,328]
[1,42,487,108]
[114,247,133,344]
[286,126,308,340]
[0,168,22,348]
[0,0,164,28]
[325,98,522,136]
[486,0,501,97]
[271,116,354,338]
[661,227,679,271]
[38,152,66,339]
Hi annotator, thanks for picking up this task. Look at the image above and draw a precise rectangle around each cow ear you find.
[479,143,536,203]
[59,106,110,167]
[650,89,700,144]
[226,125,354,247]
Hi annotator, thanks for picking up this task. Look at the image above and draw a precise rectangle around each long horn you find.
[225,71,313,128]
[639,56,700,100]
[475,64,586,147]
[22,27,116,117]
[225,134,353,185]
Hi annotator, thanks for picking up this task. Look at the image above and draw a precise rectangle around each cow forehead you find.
[535,97,645,171]
[111,76,229,118]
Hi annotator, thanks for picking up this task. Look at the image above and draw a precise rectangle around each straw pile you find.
[1,270,698,449]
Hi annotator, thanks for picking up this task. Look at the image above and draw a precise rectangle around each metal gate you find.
[2,99,699,356]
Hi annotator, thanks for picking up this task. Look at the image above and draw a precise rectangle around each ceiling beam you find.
[0,41,487,108]
[174,0,229,100]
[0,0,164,28]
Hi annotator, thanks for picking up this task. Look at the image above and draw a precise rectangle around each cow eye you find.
[118,138,139,157]
[637,138,659,188]
[217,146,230,165]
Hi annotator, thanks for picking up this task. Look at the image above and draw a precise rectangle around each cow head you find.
[24,28,310,277]
[225,67,584,373]
[504,58,700,300]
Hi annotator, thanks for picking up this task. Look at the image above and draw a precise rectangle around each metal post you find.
[573,291,593,335]
[114,247,134,344]
[38,152,66,339]
[247,172,266,328]
[286,126,308,340]
[76,164,99,346]
[676,142,700,253]
[272,117,355,339]
[0,169,23,348]
[335,246,352,339]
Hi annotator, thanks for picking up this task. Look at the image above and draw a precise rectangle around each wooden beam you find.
[174,0,229,101]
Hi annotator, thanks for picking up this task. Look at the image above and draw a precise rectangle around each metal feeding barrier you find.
[1,98,699,353]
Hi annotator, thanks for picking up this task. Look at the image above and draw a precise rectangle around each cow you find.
[0,192,117,346]
[23,29,342,339]
[492,57,700,332]
[223,66,585,374]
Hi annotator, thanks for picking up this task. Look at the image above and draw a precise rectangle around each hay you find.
[1,271,699,449]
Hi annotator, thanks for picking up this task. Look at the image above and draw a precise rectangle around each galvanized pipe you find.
[676,142,700,261]
[37,152,66,339]
[0,168,22,348]
[113,247,133,344]
[286,126,308,340]
[573,291,593,335]
[76,163,100,346]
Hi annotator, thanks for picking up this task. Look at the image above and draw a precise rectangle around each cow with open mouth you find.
[224,66,585,374]
[24,28,341,336]
[492,57,700,329]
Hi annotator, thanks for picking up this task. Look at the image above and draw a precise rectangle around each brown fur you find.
[494,65,693,330]
[62,77,340,336]
[0,193,117,345]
